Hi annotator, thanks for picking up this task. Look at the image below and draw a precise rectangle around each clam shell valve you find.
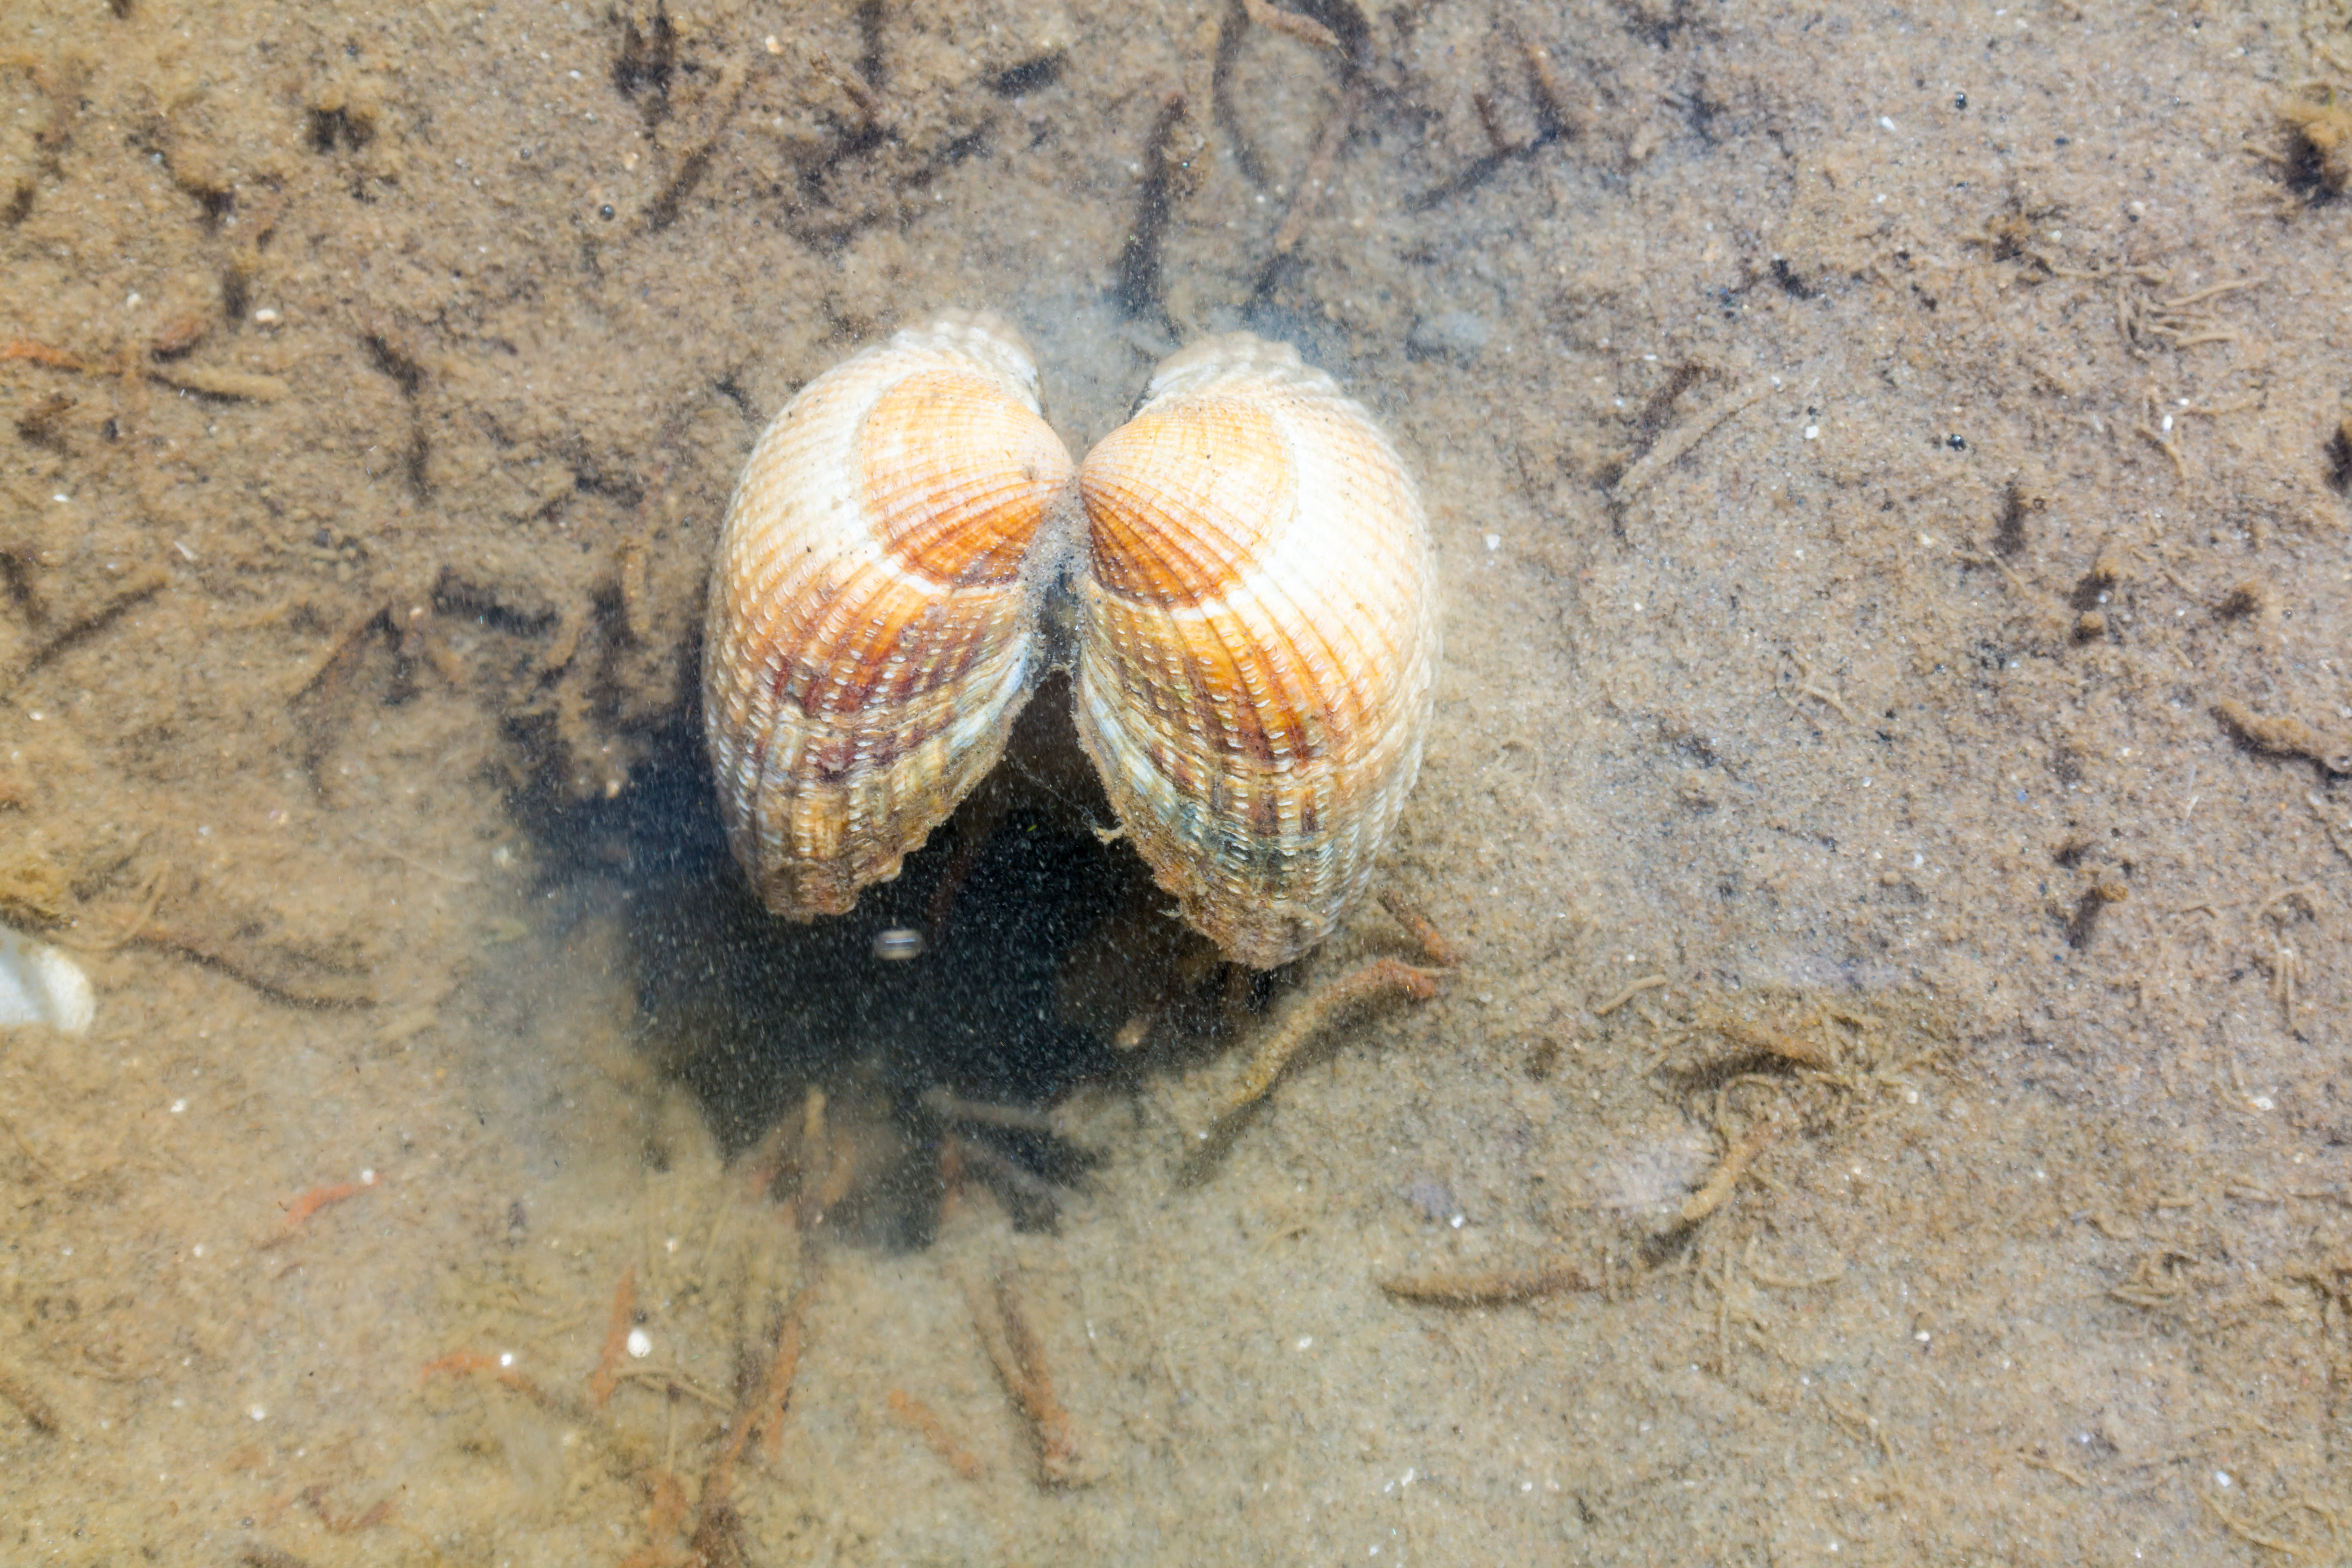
[705,314,1437,968]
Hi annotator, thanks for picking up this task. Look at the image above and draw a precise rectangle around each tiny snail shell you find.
[705,315,1437,969]
[1074,334,1438,967]
[704,312,1075,919]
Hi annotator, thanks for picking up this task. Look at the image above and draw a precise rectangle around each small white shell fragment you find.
[625,1328,652,1360]
[0,924,95,1035]
[871,927,926,961]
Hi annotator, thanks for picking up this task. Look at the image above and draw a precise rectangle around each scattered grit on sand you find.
[3,1,2351,1562]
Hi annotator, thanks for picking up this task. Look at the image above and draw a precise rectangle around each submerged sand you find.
[3,0,2350,1562]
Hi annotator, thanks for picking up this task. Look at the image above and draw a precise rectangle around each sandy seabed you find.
[3,0,2351,1562]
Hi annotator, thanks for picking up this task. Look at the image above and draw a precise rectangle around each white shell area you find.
[0,923,95,1035]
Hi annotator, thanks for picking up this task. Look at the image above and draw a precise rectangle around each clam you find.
[1072,335,1437,966]
[705,316,1437,967]
[704,312,1075,918]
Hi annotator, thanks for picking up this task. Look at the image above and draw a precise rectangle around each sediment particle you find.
[2213,699,2352,774]
[965,1270,1090,1486]
[1379,1262,1592,1305]
[1676,1118,1780,1228]
[2280,89,2352,196]
[1229,957,1439,1111]
[0,1365,59,1433]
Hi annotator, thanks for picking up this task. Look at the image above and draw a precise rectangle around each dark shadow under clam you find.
[524,677,1229,1247]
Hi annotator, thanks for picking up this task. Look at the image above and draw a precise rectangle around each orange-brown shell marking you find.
[704,314,1076,918]
[1075,335,1438,967]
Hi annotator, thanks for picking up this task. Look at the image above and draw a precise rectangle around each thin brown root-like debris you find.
[1614,379,1774,498]
[1241,0,1340,53]
[963,1269,1090,1487]
[585,1266,637,1409]
[2213,698,2352,774]
[689,1277,817,1567]
[1675,1117,1782,1229]
[1378,888,1463,968]
[2,336,285,400]
[750,1282,815,1466]
[792,1086,859,1229]
[1271,80,1365,256]
[1378,1261,1594,1306]
[0,1365,60,1435]
[1228,956,1440,1112]
[130,919,376,1009]
[238,1545,319,1568]
[887,1387,986,1479]
[1517,30,1576,138]
[919,1087,1066,1138]
[1592,972,1669,1017]
[1704,1015,1842,1071]
[419,1351,559,1411]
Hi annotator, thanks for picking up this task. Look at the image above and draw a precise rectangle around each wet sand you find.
[3,0,2350,1562]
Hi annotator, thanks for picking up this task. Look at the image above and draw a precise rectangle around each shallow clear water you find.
[3,1,2350,1562]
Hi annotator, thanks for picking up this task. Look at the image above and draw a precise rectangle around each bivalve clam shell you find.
[705,315,1437,968]
[1074,335,1438,967]
[704,312,1075,918]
